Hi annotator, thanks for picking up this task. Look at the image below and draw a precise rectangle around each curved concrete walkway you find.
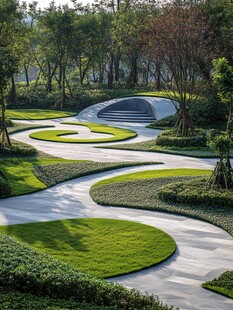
[1,97,233,310]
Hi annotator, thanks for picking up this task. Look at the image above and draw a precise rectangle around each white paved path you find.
[1,97,233,310]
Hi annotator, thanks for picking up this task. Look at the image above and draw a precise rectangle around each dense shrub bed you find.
[158,178,233,208]
[0,140,37,158]
[0,291,118,309]
[90,176,233,235]
[33,161,158,187]
[0,235,176,309]
[148,115,176,129]
[202,271,233,299]
[156,130,207,147]
[0,172,11,197]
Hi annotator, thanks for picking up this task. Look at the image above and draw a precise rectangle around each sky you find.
[21,0,95,9]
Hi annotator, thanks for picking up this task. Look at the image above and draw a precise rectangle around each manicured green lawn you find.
[0,218,176,278]
[92,168,211,188]
[8,123,54,134]
[6,109,77,120]
[0,157,78,196]
[29,122,137,143]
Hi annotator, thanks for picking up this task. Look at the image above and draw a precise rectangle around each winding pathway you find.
[1,97,233,310]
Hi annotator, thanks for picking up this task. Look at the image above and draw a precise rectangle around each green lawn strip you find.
[33,161,159,188]
[98,139,233,158]
[202,271,233,299]
[29,122,137,143]
[91,169,211,188]
[0,158,79,196]
[0,218,176,279]
[0,291,117,310]
[0,235,174,309]
[1,159,159,197]
[8,123,54,134]
[6,109,77,120]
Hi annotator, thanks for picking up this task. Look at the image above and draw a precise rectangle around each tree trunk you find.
[7,75,17,107]
[0,88,11,147]
[174,105,195,136]
[107,55,114,89]
[114,51,120,82]
[128,55,138,89]
[24,63,30,86]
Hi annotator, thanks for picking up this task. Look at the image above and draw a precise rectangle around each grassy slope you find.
[0,218,175,279]
[6,109,77,120]
[29,123,137,143]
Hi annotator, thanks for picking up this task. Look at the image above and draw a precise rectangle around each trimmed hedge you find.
[158,178,233,208]
[0,172,11,197]
[156,130,207,148]
[0,235,177,309]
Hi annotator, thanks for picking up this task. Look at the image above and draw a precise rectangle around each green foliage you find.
[90,175,233,236]
[0,171,11,197]
[212,58,233,105]
[33,161,157,188]
[156,130,207,148]
[148,115,176,129]
[0,234,175,309]
[158,178,233,208]
[0,140,37,158]
[202,271,233,299]
[207,131,232,158]
[29,123,137,143]
[0,291,117,310]
[0,218,176,278]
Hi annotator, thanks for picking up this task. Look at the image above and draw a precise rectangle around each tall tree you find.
[147,0,212,136]
[0,0,23,147]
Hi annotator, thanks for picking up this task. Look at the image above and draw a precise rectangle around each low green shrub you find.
[0,235,176,309]
[148,115,176,128]
[189,94,226,126]
[0,172,11,197]
[0,141,37,158]
[156,130,207,147]
[0,291,118,309]
[158,178,233,208]
[202,271,233,299]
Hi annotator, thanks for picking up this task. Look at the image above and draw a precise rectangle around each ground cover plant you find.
[6,109,77,120]
[0,218,176,278]
[0,291,118,310]
[29,122,137,143]
[0,234,177,310]
[33,161,158,188]
[99,138,233,158]
[90,169,233,236]
[202,271,233,299]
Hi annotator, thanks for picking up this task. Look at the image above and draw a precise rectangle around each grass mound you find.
[0,140,37,158]
[0,218,176,278]
[202,271,233,299]
[158,178,233,208]
[29,122,137,143]
[0,234,176,309]
[6,109,77,120]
